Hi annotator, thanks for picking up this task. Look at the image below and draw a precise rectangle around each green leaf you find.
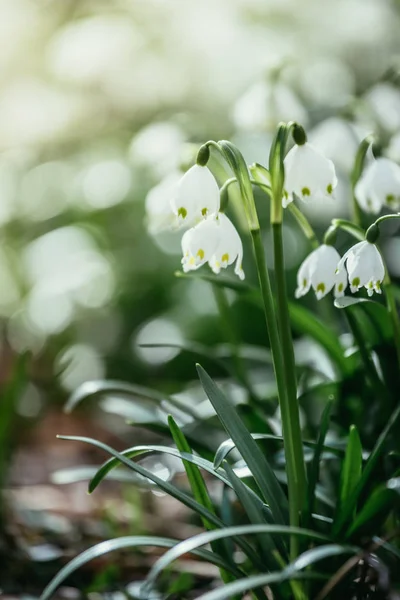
[59,435,226,528]
[223,462,281,564]
[334,403,400,535]
[167,416,237,585]
[88,444,231,493]
[288,303,348,374]
[214,433,343,469]
[39,536,233,600]
[144,524,331,593]
[335,425,363,526]
[305,401,333,526]
[193,544,358,600]
[197,364,288,524]
[346,487,399,538]
[59,436,259,566]
[51,466,141,486]
[334,296,393,344]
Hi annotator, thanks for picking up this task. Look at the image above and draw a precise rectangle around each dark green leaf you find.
[346,487,399,538]
[197,365,288,524]
[305,401,333,526]
[335,425,363,526]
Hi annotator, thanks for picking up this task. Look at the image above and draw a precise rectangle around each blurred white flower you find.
[181,213,244,279]
[208,213,245,280]
[295,244,347,300]
[171,165,220,226]
[337,241,385,296]
[308,117,361,173]
[283,142,337,207]
[233,80,308,132]
[355,157,400,214]
[145,171,182,235]
[365,83,400,133]
[387,132,400,163]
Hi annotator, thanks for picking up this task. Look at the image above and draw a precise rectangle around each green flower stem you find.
[351,135,374,227]
[330,219,365,242]
[287,204,319,249]
[251,227,305,561]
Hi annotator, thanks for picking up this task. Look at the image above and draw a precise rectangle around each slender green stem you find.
[251,228,304,561]
[287,204,319,249]
[374,212,400,226]
[330,219,365,242]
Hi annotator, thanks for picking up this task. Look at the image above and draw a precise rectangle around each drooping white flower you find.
[208,213,245,280]
[295,244,347,300]
[171,165,220,226]
[354,157,400,214]
[283,142,338,208]
[181,216,220,273]
[144,171,182,235]
[181,213,245,279]
[337,241,385,297]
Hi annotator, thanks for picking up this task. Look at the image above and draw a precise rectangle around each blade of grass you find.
[197,364,288,525]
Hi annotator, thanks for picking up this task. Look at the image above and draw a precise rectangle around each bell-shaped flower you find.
[354,157,400,214]
[295,244,347,300]
[208,213,245,280]
[283,142,337,208]
[144,171,182,235]
[171,165,220,226]
[181,216,220,273]
[181,213,245,279]
[337,241,385,296]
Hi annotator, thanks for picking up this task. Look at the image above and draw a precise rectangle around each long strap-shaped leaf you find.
[197,365,288,524]
[143,524,330,592]
[194,544,359,600]
[39,536,235,600]
[57,435,262,568]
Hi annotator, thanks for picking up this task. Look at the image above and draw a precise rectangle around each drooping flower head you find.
[171,165,220,227]
[295,244,347,300]
[337,240,385,296]
[354,157,400,214]
[283,142,338,208]
[181,213,244,279]
[208,213,244,280]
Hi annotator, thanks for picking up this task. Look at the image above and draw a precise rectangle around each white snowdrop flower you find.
[181,216,220,273]
[295,244,347,300]
[144,171,182,235]
[208,213,245,280]
[337,241,385,297]
[283,142,337,208]
[354,157,400,214]
[171,165,220,226]
[308,117,361,174]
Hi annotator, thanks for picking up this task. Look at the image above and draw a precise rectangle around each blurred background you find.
[2,0,400,595]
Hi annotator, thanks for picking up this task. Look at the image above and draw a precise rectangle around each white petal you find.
[171,165,220,225]
[355,157,400,214]
[341,241,385,295]
[284,142,337,205]
[295,250,316,298]
[208,213,245,279]
[181,216,220,272]
[309,245,341,299]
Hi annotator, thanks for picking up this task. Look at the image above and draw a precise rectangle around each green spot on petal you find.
[386,194,395,204]
[316,283,325,293]
[177,207,187,219]
[301,187,310,197]
[221,253,229,263]
[327,183,333,194]
[352,277,360,287]
[201,207,208,216]
[337,283,343,292]
[197,249,205,260]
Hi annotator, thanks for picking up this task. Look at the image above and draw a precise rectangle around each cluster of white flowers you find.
[145,164,245,279]
[146,127,397,298]
[296,241,385,301]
